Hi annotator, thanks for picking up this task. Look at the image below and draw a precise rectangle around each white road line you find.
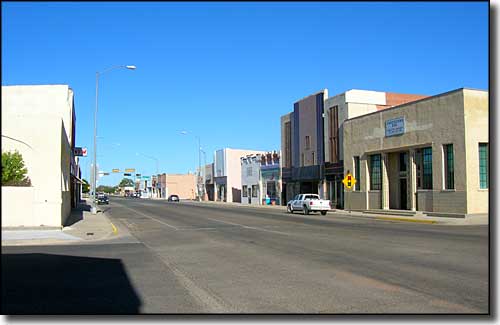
[204,217,290,236]
[118,204,179,230]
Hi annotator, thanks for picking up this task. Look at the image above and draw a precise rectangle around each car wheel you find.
[287,204,293,214]
[321,211,327,215]
[304,205,309,215]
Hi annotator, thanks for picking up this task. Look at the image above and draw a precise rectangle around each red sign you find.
[74,147,87,157]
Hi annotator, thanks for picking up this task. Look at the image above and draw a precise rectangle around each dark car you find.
[168,194,179,202]
[97,194,109,204]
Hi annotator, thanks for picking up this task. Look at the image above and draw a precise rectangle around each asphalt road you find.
[2,196,489,314]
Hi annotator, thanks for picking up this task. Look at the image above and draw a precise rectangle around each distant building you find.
[343,88,488,216]
[2,85,81,227]
[157,173,196,200]
[214,148,267,202]
[241,151,281,205]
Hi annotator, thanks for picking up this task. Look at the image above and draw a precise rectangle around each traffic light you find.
[347,175,352,187]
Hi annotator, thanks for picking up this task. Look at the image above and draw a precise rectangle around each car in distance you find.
[96,193,109,205]
[287,194,330,215]
[168,194,180,202]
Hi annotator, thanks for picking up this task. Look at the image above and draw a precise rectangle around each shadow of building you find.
[1,253,142,314]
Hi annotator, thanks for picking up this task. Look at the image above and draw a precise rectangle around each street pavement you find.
[1,196,489,314]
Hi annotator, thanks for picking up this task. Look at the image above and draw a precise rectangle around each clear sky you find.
[2,1,488,186]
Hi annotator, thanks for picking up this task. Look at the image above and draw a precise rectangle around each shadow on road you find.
[1,253,142,314]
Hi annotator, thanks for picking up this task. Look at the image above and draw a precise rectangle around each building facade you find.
[2,85,80,227]
[323,89,427,208]
[281,90,328,204]
[240,151,282,205]
[342,88,488,215]
[204,163,215,201]
[156,173,196,200]
[214,148,267,202]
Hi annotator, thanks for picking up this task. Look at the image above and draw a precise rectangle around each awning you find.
[71,174,86,184]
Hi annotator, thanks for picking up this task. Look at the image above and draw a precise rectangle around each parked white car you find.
[287,194,331,215]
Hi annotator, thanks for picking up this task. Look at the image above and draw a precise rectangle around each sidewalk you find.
[185,199,489,226]
[2,200,118,246]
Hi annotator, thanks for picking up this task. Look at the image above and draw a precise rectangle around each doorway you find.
[400,178,407,210]
[399,152,408,210]
[248,187,252,204]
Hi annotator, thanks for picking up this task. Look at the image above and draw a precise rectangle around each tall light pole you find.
[92,65,136,214]
[180,130,203,201]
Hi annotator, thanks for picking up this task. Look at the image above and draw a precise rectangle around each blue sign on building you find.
[385,117,405,137]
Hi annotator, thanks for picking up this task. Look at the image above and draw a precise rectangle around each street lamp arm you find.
[98,65,136,76]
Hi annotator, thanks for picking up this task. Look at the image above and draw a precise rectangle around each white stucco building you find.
[2,85,80,227]
[213,148,267,202]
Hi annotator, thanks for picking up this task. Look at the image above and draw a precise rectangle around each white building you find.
[2,85,80,227]
[241,151,282,205]
[213,148,267,202]
[241,155,263,205]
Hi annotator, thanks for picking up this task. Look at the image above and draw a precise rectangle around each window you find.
[370,154,381,190]
[247,167,252,177]
[479,143,489,189]
[242,185,248,197]
[312,151,315,165]
[443,144,454,189]
[422,147,433,189]
[267,182,277,198]
[329,106,339,163]
[252,185,258,197]
[284,122,291,167]
[301,153,305,166]
[354,156,360,191]
[305,136,310,150]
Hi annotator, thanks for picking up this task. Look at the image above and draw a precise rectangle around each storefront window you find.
[423,147,433,189]
[479,143,488,189]
[354,156,360,191]
[370,154,381,190]
[242,185,247,197]
[252,185,258,197]
[444,144,454,189]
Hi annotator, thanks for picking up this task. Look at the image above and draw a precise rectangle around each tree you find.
[2,151,31,186]
[97,185,117,194]
[82,179,90,193]
[118,178,134,188]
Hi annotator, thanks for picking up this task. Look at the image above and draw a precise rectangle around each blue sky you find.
[2,1,488,186]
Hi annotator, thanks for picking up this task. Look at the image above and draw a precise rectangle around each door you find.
[293,195,302,209]
[399,152,408,210]
[248,188,252,204]
[400,178,407,210]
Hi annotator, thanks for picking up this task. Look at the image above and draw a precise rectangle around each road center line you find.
[204,217,290,236]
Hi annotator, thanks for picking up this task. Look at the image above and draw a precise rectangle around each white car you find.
[287,194,331,215]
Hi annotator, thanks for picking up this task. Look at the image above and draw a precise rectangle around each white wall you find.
[2,85,74,227]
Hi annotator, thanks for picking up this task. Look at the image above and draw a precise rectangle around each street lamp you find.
[180,130,204,201]
[91,65,136,214]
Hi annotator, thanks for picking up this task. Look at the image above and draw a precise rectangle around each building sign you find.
[74,147,87,157]
[385,117,405,137]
